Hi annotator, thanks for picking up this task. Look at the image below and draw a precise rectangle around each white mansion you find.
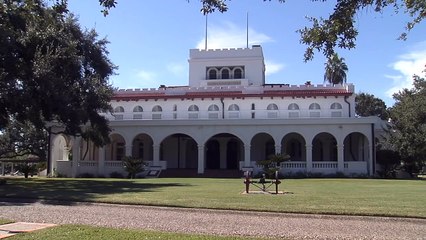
[50,45,382,177]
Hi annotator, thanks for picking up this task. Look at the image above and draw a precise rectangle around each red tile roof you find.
[112,88,352,101]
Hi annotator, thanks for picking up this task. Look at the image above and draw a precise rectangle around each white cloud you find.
[265,60,285,76]
[133,69,160,88]
[196,21,273,49]
[167,62,186,76]
[385,41,426,97]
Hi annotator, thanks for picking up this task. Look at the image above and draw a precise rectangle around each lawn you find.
[0,177,425,218]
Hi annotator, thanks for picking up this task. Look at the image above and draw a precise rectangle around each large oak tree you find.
[389,68,426,173]
[0,0,116,160]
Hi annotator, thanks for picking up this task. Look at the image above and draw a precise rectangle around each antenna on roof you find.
[246,12,249,48]
[205,14,208,50]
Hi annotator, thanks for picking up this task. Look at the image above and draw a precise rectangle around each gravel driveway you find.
[1,199,425,239]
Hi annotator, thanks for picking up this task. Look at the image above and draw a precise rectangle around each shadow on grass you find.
[0,178,190,206]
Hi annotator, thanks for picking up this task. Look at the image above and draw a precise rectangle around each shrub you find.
[110,171,124,178]
[256,153,290,178]
[78,173,95,178]
[122,156,145,179]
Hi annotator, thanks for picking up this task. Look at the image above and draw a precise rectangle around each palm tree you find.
[324,53,348,85]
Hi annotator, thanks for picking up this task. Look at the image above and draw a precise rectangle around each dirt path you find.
[1,199,425,239]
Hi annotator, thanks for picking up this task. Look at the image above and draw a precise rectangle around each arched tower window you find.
[221,68,230,79]
[208,68,218,79]
[234,68,243,79]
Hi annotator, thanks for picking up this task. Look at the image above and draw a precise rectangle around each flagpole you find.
[246,12,249,48]
[205,14,208,50]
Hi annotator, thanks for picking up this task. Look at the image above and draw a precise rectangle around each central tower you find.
[188,45,265,87]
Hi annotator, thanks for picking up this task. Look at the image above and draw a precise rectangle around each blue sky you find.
[68,0,426,107]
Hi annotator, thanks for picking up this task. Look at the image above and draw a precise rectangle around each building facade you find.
[50,45,380,177]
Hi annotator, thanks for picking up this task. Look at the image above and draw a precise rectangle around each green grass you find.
[0,219,13,225]
[1,177,425,218]
[7,225,269,240]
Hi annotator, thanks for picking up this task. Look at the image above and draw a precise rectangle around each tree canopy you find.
[0,0,115,151]
[389,68,426,173]
[355,92,389,120]
[99,0,425,61]
[323,53,348,85]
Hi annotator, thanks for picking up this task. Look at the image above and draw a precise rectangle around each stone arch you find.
[205,133,243,170]
[344,132,369,162]
[312,132,337,161]
[51,134,71,172]
[105,133,126,161]
[250,133,275,163]
[132,133,154,161]
[281,133,306,161]
[160,133,198,169]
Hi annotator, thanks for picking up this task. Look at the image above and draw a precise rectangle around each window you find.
[288,103,299,118]
[188,105,199,111]
[309,103,321,110]
[228,104,239,111]
[267,103,278,110]
[331,102,342,117]
[133,106,143,119]
[114,106,124,112]
[208,104,219,111]
[188,105,199,119]
[267,103,278,118]
[228,104,240,118]
[208,68,218,79]
[234,68,243,79]
[114,106,124,120]
[133,106,143,112]
[152,105,162,119]
[221,68,230,79]
[288,103,299,110]
[208,104,219,119]
[152,105,162,112]
[251,103,255,110]
[331,103,342,109]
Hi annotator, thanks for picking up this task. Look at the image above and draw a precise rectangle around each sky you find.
[67,0,426,107]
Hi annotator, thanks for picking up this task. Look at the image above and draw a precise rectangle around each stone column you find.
[71,136,81,178]
[197,145,205,174]
[275,144,282,155]
[306,144,313,172]
[337,144,345,173]
[98,147,105,176]
[244,144,251,167]
[153,145,160,167]
[125,145,132,157]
